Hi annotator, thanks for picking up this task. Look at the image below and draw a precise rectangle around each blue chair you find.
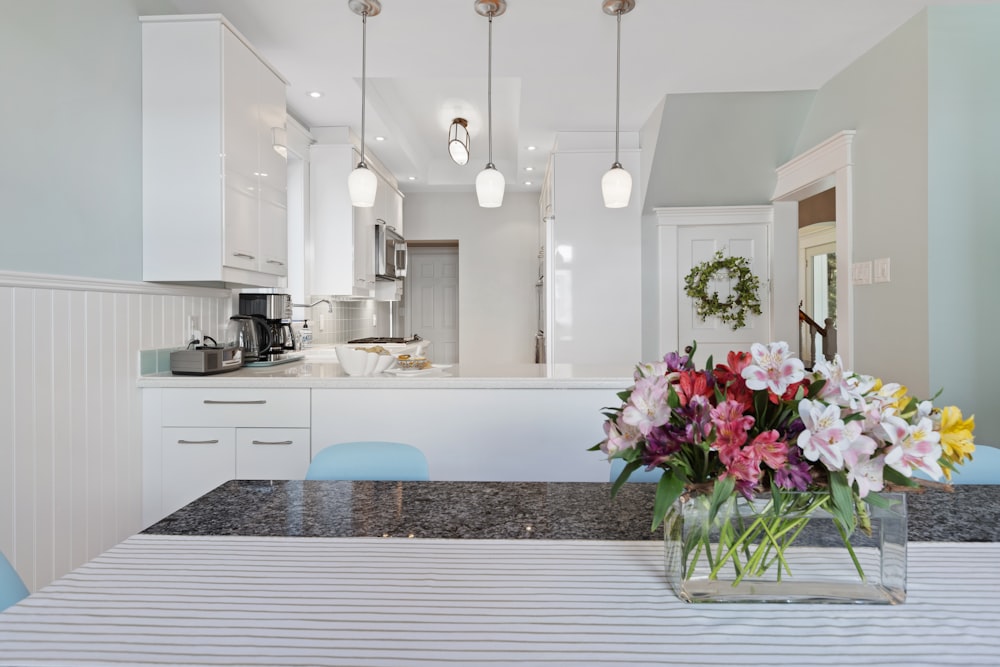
[1,551,29,612]
[951,445,1000,484]
[609,457,664,483]
[306,441,430,481]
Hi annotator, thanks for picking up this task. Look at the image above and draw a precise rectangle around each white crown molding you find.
[653,205,774,226]
[0,270,232,298]
[773,130,855,201]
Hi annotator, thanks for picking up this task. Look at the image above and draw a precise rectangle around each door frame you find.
[772,130,855,368]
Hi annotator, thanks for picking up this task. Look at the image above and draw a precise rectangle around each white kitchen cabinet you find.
[143,388,311,523]
[141,14,289,287]
[375,176,404,237]
[310,143,376,297]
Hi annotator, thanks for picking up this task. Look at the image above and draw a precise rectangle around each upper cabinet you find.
[310,140,404,298]
[141,15,289,287]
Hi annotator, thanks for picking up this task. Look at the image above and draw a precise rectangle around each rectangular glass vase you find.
[663,491,907,604]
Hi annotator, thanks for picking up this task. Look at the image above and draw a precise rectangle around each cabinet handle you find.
[251,440,293,446]
[266,259,285,266]
[203,399,267,405]
[232,252,256,260]
[177,439,220,445]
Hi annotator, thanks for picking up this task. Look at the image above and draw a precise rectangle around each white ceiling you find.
[144,0,990,194]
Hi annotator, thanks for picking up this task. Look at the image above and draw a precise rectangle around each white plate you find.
[384,364,451,377]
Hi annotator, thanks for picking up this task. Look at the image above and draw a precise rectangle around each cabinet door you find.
[353,204,376,295]
[257,65,288,276]
[236,428,310,480]
[310,143,357,296]
[222,27,260,272]
[161,427,235,517]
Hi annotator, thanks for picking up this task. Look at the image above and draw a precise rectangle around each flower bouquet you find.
[595,341,976,603]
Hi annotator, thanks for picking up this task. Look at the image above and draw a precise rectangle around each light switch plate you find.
[852,261,873,285]
[874,257,891,283]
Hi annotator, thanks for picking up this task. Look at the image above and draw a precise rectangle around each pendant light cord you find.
[359,11,368,169]
[613,10,621,168]
[487,12,494,169]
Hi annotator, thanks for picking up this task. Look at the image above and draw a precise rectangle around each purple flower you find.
[773,446,812,491]
[643,424,687,467]
[663,351,690,372]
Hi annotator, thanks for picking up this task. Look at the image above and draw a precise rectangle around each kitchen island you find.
[139,352,636,526]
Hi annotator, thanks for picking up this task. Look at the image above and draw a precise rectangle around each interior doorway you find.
[798,219,836,367]
[405,243,459,364]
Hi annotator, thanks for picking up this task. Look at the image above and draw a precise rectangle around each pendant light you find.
[601,0,635,209]
[475,0,506,208]
[347,0,380,208]
[448,118,471,165]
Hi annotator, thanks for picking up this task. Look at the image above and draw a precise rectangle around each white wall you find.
[0,273,231,592]
[402,192,539,364]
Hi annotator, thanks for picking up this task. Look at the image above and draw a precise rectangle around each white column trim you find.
[654,205,774,226]
[0,271,232,299]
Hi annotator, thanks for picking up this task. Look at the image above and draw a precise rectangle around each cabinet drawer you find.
[161,427,236,516]
[161,388,309,427]
[236,428,310,480]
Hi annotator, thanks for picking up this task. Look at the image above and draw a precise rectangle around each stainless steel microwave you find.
[375,221,407,281]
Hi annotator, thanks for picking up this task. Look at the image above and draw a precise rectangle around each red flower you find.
[675,370,712,407]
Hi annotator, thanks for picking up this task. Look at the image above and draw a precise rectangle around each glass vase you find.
[663,491,907,604]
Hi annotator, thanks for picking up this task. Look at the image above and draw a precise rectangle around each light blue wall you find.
[927,5,1000,445]
[793,12,931,399]
[643,91,815,211]
[0,0,171,280]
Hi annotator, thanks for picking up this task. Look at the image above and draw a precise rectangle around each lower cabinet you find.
[144,388,311,525]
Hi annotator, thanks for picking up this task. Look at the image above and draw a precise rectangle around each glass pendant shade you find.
[348,165,378,207]
[476,165,505,208]
[601,164,632,208]
[448,118,470,165]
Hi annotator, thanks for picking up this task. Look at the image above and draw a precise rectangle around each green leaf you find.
[610,460,642,498]
[704,354,714,372]
[706,476,735,523]
[828,471,857,535]
[806,378,827,399]
[651,472,686,532]
[882,466,917,487]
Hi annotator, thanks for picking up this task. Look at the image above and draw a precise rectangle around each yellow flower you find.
[873,379,912,414]
[938,406,975,479]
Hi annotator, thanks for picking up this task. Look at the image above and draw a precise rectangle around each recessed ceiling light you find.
[308,91,323,98]
[525,166,534,172]
[375,136,386,141]
[526,145,536,151]
[524,181,533,186]
[408,176,417,181]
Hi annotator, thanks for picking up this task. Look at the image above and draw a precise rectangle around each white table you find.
[1,535,999,666]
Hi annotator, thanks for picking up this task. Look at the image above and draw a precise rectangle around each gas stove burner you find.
[348,335,421,344]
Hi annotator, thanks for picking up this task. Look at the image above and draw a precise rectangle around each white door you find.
[407,247,459,364]
[676,224,770,363]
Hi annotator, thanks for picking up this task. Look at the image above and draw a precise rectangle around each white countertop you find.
[138,348,635,389]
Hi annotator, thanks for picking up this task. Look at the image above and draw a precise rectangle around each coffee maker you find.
[238,294,295,357]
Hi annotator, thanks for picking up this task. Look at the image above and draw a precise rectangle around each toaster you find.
[169,347,243,376]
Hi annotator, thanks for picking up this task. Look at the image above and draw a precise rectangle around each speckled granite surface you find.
[143,480,1000,541]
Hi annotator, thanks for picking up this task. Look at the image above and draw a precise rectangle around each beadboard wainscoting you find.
[0,271,232,591]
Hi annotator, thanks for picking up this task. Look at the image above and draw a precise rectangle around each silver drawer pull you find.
[232,252,256,260]
[266,259,285,266]
[203,399,267,405]
[251,440,293,446]
[177,439,220,445]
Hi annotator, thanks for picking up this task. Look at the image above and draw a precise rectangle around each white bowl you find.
[335,345,397,376]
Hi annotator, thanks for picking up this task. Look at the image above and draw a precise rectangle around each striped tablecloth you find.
[1,535,999,666]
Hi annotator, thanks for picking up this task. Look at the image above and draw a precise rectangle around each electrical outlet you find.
[874,257,891,283]
[851,261,873,286]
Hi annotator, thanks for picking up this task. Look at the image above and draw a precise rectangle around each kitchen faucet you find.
[292,299,333,313]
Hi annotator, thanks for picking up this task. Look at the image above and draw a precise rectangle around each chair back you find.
[952,445,1000,484]
[609,457,664,483]
[0,551,29,612]
[306,441,430,481]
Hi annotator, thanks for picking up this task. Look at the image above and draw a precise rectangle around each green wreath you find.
[683,250,762,330]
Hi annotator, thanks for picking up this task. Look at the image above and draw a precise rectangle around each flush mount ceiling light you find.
[347,0,381,208]
[601,0,635,209]
[475,0,506,208]
[448,118,471,165]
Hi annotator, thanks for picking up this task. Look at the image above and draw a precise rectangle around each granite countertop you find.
[143,480,1000,542]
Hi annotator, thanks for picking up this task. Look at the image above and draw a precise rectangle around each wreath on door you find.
[683,250,762,330]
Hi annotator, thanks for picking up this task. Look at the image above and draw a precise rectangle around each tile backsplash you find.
[304,298,376,346]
